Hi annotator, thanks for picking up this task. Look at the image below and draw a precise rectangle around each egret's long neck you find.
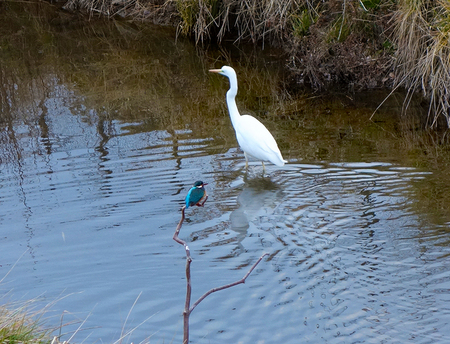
[226,76,240,127]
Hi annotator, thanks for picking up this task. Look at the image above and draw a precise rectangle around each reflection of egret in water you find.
[228,177,283,256]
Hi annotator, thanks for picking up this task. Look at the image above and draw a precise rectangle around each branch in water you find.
[189,253,268,314]
[173,202,267,344]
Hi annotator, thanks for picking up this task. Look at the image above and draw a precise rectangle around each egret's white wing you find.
[234,115,285,166]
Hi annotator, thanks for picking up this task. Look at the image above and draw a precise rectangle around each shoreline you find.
[58,0,450,129]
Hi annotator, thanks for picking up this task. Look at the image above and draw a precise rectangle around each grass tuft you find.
[0,301,55,344]
[392,0,450,127]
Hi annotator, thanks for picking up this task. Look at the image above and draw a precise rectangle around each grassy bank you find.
[59,0,450,129]
[0,302,55,343]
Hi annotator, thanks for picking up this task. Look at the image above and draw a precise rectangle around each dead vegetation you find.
[0,298,56,343]
[54,0,450,127]
[392,0,450,128]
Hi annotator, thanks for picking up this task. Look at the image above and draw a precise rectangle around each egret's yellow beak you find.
[209,69,222,73]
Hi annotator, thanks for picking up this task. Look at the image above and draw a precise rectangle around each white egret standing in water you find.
[209,66,287,171]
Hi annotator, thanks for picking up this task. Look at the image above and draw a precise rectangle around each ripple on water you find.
[2,115,450,344]
[230,162,448,344]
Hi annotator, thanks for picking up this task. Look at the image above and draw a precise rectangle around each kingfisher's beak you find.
[209,69,222,73]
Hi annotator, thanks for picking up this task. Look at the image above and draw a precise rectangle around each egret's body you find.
[185,181,208,208]
[209,66,286,170]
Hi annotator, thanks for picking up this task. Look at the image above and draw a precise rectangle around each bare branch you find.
[173,206,192,262]
[189,253,268,314]
[173,202,267,344]
[173,205,192,343]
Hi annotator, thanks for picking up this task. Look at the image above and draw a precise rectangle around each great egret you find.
[185,181,208,208]
[209,66,287,170]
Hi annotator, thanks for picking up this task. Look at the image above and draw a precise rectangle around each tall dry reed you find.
[171,0,308,44]
[392,0,450,127]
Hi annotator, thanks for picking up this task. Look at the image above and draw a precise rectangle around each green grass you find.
[0,302,55,344]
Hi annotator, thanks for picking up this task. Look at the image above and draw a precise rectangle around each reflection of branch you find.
[173,206,267,344]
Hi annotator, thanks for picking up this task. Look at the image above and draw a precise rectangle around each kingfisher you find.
[185,181,208,208]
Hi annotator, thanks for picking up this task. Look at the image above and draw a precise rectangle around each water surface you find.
[1,5,450,344]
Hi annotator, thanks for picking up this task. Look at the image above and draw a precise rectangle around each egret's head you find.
[209,66,236,80]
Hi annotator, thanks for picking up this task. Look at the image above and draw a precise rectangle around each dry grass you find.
[0,296,156,344]
[0,299,56,343]
[287,0,394,89]
[0,253,61,344]
[169,0,306,44]
[62,0,308,44]
[392,0,450,128]
[62,0,174,24]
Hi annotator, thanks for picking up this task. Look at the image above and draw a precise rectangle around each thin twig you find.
[173,206,192,262]
[189,253,268,313]
[338,0,346,41]
[112,312,159,344]
[118,292,142,344]
[172,205,191,343]
[370,69,415,121]
[183,253,192,344]
[67,308,94,343]
[1,249,28,284]
[173,203,267,344]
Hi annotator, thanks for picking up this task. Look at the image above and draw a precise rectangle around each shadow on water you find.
[1,3,450,344]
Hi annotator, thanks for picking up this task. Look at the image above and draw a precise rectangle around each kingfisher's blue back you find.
[185,181,208,208]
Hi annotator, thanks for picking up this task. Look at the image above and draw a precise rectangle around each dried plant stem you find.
[173,205,267,344]
[173,206,192,343]
[393,0,450,127]
[338,0,347,41]
[190,253,268,314]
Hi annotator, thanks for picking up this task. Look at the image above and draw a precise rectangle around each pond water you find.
[1,4,450,344]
